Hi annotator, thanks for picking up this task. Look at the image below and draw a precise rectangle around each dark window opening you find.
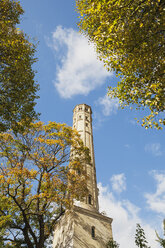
[88,195,92,205]
[86,123,88,127]
[77,169,81,175]
[91,226,95,238]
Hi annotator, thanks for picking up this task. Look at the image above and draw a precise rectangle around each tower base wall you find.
[53,206,113,248]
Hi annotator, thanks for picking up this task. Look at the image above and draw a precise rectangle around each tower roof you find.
[73,103,92,114]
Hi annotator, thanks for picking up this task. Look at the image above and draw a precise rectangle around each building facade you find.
[53,104,113,248]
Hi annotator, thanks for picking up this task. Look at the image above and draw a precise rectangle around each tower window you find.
[79,107,82,111]
[85,107,89,112]
[91,226,95,238]
[86,123,88,127]
[79,115,82,120]
[88,194,92,205]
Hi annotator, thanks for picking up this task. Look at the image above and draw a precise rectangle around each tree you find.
[0,121,90,247]
[0,0,39,132]
[135,224,150,248]
[76,0,165,129]
[107,238,120,248]
[156,219,165,247]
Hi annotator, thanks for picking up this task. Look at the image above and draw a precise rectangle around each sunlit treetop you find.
[0,0,39,132]
[76,0,165,129]
[0,121,90,247]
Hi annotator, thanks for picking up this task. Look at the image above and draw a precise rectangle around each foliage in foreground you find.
[107,238,120,248]
[0,121,90,247]
[156,219,165,247]
[76,0,165,129]
[135,224,150,248]
[156,232,165,248]
[0,0,39,132]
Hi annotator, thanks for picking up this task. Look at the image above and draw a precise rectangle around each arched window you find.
[91,226,95,238]
[88,195,92,204]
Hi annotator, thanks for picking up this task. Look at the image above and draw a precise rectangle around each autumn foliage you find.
[0,0,39,132]
[0,122,90,247]
[76,0,165,129]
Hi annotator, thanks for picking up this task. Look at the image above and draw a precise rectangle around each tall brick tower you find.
[53,104,113,248]
[72,104,99,211]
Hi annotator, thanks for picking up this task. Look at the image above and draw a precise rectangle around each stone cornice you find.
[73,206,113,224]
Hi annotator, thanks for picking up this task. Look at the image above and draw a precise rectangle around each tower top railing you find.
[73,104,92,114]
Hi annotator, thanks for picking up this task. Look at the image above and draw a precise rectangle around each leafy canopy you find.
[76,0,165,129]
[107,238,120,248]
[156,219,165,248]
[135,224,150,248]
[156,232,165,248]
[0,0,39,132]
[0,121,90,247]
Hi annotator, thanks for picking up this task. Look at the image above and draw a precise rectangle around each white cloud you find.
[50,26,112,98]
[98,183,159,248]
[93,95,119,129]
[110,173,126,193]
[93,111,105,130]
[97,94,119,116]
[144,143,162,156]
[145,171,165,214]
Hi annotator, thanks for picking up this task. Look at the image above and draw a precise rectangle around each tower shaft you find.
[73,104,99,211]
[53,104,113,248]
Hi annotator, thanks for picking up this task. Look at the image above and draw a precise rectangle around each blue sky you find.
[19,1,165,247]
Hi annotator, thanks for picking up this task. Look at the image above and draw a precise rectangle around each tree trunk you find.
[23,228,34,248]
